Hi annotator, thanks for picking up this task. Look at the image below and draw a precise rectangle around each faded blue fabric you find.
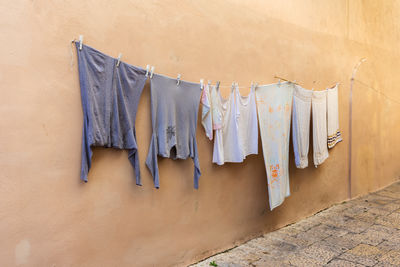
[76,43,147,184]
[146,74,202,189]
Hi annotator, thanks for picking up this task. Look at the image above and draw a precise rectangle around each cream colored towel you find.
[327,84,342,148]
[312,90,329,166]
[292,85,313,168]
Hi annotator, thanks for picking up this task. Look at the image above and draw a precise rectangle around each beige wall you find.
[0,0,399,266]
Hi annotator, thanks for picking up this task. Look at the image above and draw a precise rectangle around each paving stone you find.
[276,224,304,237]
[369,224,398,236]
[376,213,400,229]
[267,239,300,254]
[323,216,352,229]
[338,244,385,266]
[380,203,400,213]
[347,226,392,246]
[251,257,292,267]
[367,207,393,217]
[283,253,325,266]
[298,241,343,264]
[211,263,243,267]
[291,215,322,231]
[326,259,366,266]
[374,262,400,267]
[326,203,350,213]
[350,199,384,210]
[375,189,400,199]
[341,218,374,234]
[312,223,348,237]
[361,193,395,204]
[247,236,279,251]
[267,230,313,248]
[322,234,361,251]
[378,239,400,252]
[377,250,400,266]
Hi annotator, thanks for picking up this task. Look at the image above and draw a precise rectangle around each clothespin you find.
[278,79,281,86]
[116,53,122,67]
[177,74,181,85]
[200,79,204,90]
[145,65,150,77]
[79,35,83,50]
[150,66,155,78]
[208,80,212,86]
[231,81,236,92]
[216,81,221,90]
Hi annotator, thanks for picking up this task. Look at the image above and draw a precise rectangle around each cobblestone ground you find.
[191,181,400,267]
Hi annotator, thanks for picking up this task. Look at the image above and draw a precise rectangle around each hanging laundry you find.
[312,90,329,166]
[327,83,343,148]
[211,83,241,164]
[145,74,202,189]
[201,81,213,140]
[256,82,294,210]
[292,85,313,169]
[75,43,147,185]
[235,83,258,158]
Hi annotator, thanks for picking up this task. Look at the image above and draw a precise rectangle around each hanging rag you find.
[211,83,242,164]
[201,81,213,140]
[292,85,313,168]
[145,74,202,189]
[235,84,258,158]
[327,83,343,148]
[75,43,147,184]
[256,82,294,210]
[312,90,329,166]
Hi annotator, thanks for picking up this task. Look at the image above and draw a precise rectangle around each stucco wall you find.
[0,0,399,266]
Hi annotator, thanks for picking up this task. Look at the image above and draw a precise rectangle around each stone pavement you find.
[191,181,400,267]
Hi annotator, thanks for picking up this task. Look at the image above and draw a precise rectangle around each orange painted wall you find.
[0,1,399,266]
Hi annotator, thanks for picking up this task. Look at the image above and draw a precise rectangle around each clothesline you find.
[354,79,400,105]
[70,37,337,92]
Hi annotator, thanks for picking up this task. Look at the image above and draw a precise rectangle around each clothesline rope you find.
[69,38,400,104]
[353,79,400,105]
[70,38,336,90]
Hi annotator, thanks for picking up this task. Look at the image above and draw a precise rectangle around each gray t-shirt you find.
[76,43,147,185]
[145,73,202,188]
